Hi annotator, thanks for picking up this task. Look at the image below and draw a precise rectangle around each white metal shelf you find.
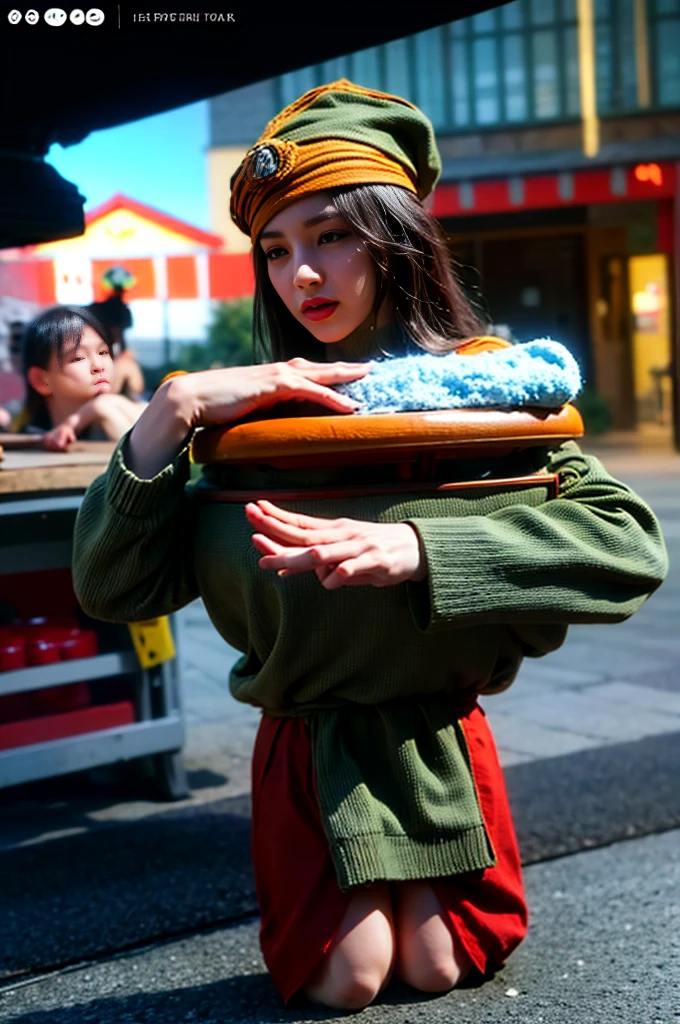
[0,651,140,697]
[0,485,188,798]
[0,495,83,517]
[0,717,184,789]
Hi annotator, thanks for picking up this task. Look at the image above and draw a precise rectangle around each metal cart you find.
[0,443,189,799]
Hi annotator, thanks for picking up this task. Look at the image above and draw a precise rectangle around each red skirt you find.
[251,702,528,1004]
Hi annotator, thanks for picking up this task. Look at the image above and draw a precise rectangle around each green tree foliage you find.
[180,297,254,371]
[141,298,254,392]
[574,386,613,435]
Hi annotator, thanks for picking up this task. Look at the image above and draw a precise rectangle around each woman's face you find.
[259,192,379,344]
[43,326,114,401]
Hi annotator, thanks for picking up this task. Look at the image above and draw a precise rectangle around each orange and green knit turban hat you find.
[229,79,441,243]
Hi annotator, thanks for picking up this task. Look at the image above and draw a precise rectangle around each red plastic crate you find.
[0,701,136,751]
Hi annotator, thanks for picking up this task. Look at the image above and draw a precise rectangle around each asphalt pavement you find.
[0,436,678,1022]
[1,830,677,1024]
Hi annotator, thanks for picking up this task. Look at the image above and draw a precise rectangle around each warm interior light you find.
[634,163,663,186]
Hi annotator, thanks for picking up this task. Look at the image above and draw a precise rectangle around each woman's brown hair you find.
[252,183,484,363]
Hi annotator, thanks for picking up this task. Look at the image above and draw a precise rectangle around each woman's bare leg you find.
[303,882,394,1010]
[394,881,473,992]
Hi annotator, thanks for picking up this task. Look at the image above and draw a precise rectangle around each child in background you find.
[88,267,146,401]
[17,306,146,450]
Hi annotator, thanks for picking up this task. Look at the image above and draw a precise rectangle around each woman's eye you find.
[265,246,287,262]
[319,230,350,245]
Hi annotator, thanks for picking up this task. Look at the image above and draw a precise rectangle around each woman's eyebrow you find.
[303,209,341,228]
[260,209,341,240]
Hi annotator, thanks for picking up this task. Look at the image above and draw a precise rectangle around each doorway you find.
[628,254,673,430]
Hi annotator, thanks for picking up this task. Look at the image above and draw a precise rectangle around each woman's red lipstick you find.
[301,297,339,322]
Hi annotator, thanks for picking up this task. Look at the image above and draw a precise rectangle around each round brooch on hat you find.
[251,144,279,179]
[245,138,297,183]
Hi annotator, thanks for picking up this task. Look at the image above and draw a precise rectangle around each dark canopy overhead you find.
[0,1,502,248]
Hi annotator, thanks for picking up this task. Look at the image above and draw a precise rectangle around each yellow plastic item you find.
[128,617,176,668]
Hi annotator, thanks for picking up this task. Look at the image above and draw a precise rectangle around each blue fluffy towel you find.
[335,339,582,414]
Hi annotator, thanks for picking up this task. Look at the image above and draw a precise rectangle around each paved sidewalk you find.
[2,828,677,1023]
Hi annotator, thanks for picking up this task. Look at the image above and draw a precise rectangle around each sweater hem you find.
[330,823,495,891]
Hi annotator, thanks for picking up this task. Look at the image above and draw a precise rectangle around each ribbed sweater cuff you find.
[107,430,192,520]
[406,517,505,632]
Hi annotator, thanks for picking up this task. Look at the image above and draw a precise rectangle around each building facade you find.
[0,194,253,367]
[207,0,680,440]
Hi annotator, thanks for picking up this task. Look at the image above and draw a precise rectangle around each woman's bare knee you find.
[303,884,394,1009]
[307,967,385,1011]
[395,881,472,993]
[400,955,463,993]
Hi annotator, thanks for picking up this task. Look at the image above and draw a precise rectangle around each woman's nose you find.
[294,262,323,289]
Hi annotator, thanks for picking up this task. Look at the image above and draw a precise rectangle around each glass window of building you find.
[413,27,446,128]
[532,30,560,118]
[474,36,500,124]
[501,1,524,30]
[321,56,349,82]
[271,0,679,136]
[595,16,614,111]
[656,17,680,104]
[384,37,411,100]
[450,38,470,126]
[653,0,680,105]
[503,33,528,121]
[564,26,581,116]
[471,9,496,33]
[530,0,557,24]
[279,67,317,107]
[350,46,382,91]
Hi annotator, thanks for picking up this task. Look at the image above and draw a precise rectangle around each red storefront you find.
[433,161,679,442]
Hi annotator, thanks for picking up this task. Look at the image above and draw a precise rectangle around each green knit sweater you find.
[72,435,667,889]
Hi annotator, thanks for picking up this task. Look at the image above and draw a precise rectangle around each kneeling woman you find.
[72,81,667,1010]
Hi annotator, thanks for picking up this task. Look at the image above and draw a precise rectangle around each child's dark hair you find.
[252,183,485,363]
[21,306,112,429]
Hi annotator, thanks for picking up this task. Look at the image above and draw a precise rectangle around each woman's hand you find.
[128,358,370,480]
[44,422,77,451]
[178,357,369,429]
[246,500,427,590]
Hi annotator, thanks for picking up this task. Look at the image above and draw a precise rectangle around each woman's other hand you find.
[44,422,77,451]
[128,359,369,480]
[246,500,427,589]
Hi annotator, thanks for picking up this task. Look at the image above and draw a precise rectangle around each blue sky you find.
[47,100,211,230]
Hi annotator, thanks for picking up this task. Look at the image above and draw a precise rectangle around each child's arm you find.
[44,395,146,450]
[117,356,146,398]
[43,400,101,450]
